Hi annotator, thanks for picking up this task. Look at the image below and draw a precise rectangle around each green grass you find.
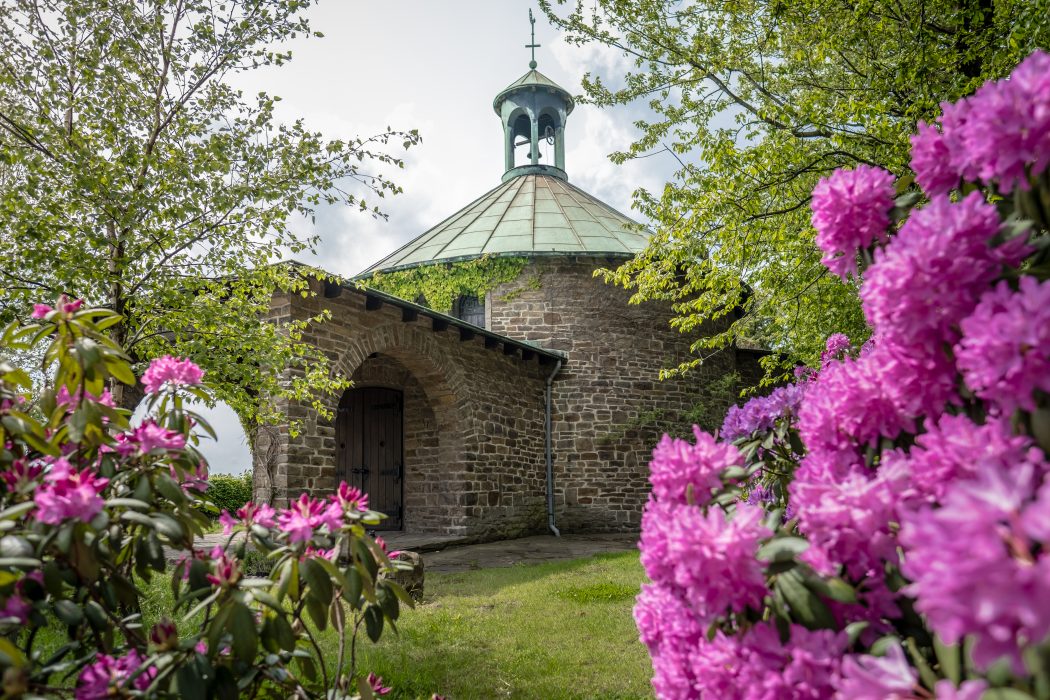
[32,552,654,699]
[341,551,654,700]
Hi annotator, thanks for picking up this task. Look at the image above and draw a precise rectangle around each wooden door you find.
[336,387,403,530]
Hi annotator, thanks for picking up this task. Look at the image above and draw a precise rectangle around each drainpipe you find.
[545,359,563,537]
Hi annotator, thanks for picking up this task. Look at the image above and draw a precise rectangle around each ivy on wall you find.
[364,255,529,312]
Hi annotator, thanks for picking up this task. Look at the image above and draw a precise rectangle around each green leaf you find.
[364,604,384,642]
[53,599,84,626]
[228,602,258,663]
[301,557,333,604]
[776,569,835,630]
[757,536,809,563]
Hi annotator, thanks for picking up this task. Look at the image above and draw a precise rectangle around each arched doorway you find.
[336,386,404,530]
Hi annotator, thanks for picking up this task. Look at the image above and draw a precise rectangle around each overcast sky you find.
[199,0,678,474]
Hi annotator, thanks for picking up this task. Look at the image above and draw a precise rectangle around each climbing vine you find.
[364,255,529,312]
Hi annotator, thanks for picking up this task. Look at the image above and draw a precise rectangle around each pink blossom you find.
[0,595,29,623]
[141,355,204,394]
[820,333,851,366]
[55,386,115,410]
[117,420,186,455]
[31,304,52,319]
[1,458,42,492]
[278,493,340,543]
[811,165,897,279]
[684,622,843,699]
[835,642,917,699]
[956,277,1050,414]
[222,501,277,535]
[639,500,769,624]
[899,456,1050,673]
[648,427,743,505]
[910,121,957,195]
[934,680,988,700]
[205,546,240,588]
[218,510,238,535]
[367,673,391,696]
[76,650,156,700]
[860,193,1021,349]
[332,482,369,512]
[798,351,911,455]
[790,450,907,579]
[34,459,108,525]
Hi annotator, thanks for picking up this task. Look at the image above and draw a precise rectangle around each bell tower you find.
[492,10,575,182]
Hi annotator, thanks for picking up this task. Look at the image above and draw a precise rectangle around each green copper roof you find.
[360,174,650,275]
[493,69,574,115]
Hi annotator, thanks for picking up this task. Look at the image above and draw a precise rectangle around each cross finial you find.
[526,9,540,69]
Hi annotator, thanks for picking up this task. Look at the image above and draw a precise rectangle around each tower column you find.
[530,115,539,166]
[555,126,565,171]
[505,123,515,171]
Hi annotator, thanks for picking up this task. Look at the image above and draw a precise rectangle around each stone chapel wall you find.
[256,279,551,540]
[487,256,737,532]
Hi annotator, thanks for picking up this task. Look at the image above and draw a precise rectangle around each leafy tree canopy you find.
[541,0,1050,379]
[0,0,420,424]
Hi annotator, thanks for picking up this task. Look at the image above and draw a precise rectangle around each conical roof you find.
[492,69,574,115]
[360,174,650,274]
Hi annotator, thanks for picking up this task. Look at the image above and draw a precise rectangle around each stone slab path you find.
[178,531,639,574]
[417,533,638,573]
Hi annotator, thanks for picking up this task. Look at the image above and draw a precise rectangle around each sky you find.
[197,0,679,474]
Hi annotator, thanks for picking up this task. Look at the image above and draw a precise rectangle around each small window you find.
[454,295,485,327]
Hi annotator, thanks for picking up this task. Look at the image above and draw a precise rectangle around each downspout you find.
[545,358,563,537]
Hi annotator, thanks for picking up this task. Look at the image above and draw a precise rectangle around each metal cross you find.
[526,9,540,69]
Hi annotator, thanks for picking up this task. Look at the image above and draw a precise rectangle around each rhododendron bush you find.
[636,51,1050,699]
[0,303,413,698]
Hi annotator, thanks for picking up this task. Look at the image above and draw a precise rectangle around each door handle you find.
[350,466,370,476]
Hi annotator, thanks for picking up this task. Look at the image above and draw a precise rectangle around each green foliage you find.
[0,302,412,698]
[541,0,1050,377]
[206,472,254,517]
[0,0,420,426]
[365,256,529,312]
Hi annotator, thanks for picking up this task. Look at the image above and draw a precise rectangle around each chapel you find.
[253,51,764,541]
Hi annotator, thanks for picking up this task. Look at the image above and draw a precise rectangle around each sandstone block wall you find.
[487,257,736,532]
[255,279,551,540]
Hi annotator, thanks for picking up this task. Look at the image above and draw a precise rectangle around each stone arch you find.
[329,323,471,535]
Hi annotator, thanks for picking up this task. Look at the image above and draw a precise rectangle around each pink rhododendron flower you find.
[76,649,156,700]
[332,482,369,511]
[0,595,29,624]
[1,458,42,492]
[141,355,204,394]
[835,642,917,699]
[681,622,843,700]
[910,121,957,195]
[900,457,1050,674]
[956,277,1050,414]
[116,420,185,456]
[34,459,108,525]
[205,546,240,588]
[798,351,911,455]
[31,304,52,319]
[791,450,908,579]
[648,427,742,505]
[640,500,769,624]
[55,386,115,410]
[278,493,343,543]
[860,193,1020,348]
[811,165,897,279]
[221,501,277,535]
[367,673,391,696]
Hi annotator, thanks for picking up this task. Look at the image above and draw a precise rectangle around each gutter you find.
[545,359,563,537]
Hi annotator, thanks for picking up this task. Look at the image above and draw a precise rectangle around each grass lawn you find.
[342,551,654,700]
[32,550,653,699]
